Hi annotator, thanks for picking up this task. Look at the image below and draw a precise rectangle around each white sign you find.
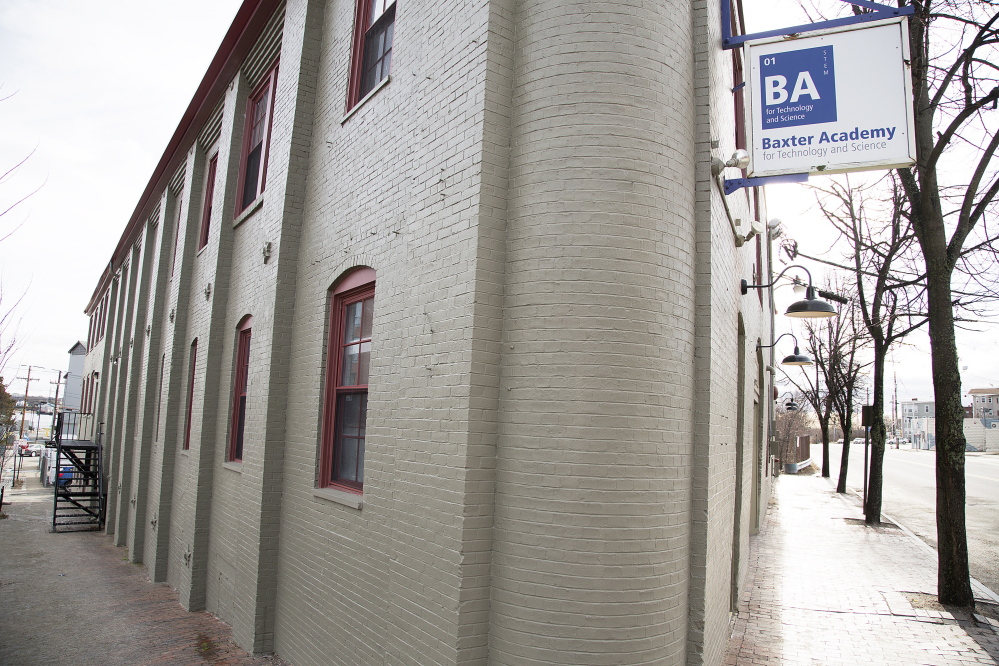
[746,18,916,177]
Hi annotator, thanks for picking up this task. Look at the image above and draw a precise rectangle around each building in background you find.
[62,341,86,412]
[967,387,999,419]
[964,388,999,451]
[79,1,781,664]
[902,399,935,449]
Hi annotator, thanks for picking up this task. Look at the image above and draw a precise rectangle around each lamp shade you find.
[781,347,813,366]
[785,400,799,411]
[785,297,837,318]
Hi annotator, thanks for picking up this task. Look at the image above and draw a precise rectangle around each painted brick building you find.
[81,0,779,663]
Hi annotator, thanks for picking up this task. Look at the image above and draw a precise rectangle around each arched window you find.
[228,317,253,461]
[321,268,375,492]
[183,339,198,451]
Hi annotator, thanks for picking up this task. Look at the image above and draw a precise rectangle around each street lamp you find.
[777,391,800,411]
[741,264,847,319]
[759,333,813,367]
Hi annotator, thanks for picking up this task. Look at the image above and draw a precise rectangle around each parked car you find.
[27,442,44,456]
[851,437,865,445]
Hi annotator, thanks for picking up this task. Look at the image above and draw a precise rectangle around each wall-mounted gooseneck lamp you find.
[759,332,812,367]
[742,264,844,319]
[776,391,799,411]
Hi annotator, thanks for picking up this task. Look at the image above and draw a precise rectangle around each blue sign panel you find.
[759,46,836,129]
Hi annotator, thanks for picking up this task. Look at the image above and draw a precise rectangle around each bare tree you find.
[810,176,931,512]
[822,301,870,495]
[0,90,33,374]
[774,389,812,465]
[895,0,999,609]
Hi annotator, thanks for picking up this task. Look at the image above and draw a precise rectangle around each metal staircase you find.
[50,412,105,532]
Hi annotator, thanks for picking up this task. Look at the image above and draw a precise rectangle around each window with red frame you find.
[228,320,252,461]
[321,269,375,491]
[199,154,218,250]
[347,0,395,110]
[183,339,198,451]
[237,66,278,213]
[155,354,165,441]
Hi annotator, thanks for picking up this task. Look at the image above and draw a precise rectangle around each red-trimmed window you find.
[237,66,278,213]
[228,319,253,461]
[346,0,395,110]
[97,295,108,342]
[155,355,166,441]
[321,268,375,492]
[199,154,218,250]
[183,339,198,451]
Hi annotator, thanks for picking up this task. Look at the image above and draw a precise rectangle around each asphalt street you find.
[811,441,999,596]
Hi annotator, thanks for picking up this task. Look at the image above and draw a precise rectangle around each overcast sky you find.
[0,1,994,408]
[0,0,241,395]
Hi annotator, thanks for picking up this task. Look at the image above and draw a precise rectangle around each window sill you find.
[222,461,243,473]
[233,196,264,229]
[313,486,363,510]
[341,75,391,125]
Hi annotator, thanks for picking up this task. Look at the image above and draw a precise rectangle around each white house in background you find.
[967,387,999,419]
[902,399,935,449]
[63,341,86,411]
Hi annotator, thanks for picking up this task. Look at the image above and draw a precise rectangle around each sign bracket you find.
[721,0,914,49]
[724,173,808,195]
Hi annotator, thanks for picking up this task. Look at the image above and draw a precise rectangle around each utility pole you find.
[16,366,39,439]
[52,371,63,415]
[893,372,898,446]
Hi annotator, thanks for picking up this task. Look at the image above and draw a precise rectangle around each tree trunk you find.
[926,271,974,607]
[865,344,888,524]
[836,417,851,493]
[821,395,832,478]
[819,412,831,478]
[902,2,974,610]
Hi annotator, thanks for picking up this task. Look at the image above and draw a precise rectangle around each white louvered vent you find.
[242,2,286,88]
[198,100,225,151]
[168,163,186,197]
[147,204,161,229]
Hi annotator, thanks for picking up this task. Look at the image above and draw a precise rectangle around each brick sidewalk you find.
[0,457,289,666]
[725,472,999,665]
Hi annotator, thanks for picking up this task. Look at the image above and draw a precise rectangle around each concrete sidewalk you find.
[725,471,999,665]
[0,455,288,666]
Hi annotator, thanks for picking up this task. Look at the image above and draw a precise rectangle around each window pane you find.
[250,89,269,146]
[356,341,371,386]
[360,296,374,338]
[360,9,394,97]
[343,301,363,343]
[335,393,367,483]
[341,343,359,386]
[242,144,262,209]
[234,395,246,460]
[369,0,390,25]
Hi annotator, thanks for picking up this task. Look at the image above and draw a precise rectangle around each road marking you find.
[889,456,998,482]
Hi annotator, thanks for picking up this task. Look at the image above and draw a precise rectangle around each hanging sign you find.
[745,18,916,178]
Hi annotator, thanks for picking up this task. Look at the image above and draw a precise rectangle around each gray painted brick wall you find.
[85,0,778,664]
